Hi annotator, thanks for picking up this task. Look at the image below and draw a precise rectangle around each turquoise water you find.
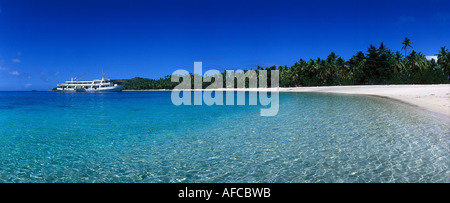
[0,91,448,183]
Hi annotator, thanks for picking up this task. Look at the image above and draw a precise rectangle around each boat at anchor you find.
[56,72,123,92]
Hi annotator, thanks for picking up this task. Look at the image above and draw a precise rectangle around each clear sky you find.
[0,0,449,90]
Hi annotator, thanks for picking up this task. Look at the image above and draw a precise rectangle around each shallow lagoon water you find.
[0,91,448,182]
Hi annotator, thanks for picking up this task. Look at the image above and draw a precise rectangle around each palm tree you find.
[290,65,300,86]
[336,57,350,84]
[326,52,338,84]
[406,51,428,73]
[437,46,450,79]
[392,51,405,73]
[314,58,329,85]
[349,51,366,84]
[401,37,413,57]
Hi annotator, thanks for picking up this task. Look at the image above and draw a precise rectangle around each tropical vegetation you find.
[112,39,450,90]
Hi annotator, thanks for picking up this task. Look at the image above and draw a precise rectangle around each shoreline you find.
[279,84,450,119]
[123,84,450,118]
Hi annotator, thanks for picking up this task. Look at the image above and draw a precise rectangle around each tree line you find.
[112,38,450,90]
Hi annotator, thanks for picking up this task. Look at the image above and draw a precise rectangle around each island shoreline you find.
[123,84,450,118]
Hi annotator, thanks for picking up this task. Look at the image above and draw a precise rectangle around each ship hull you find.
[57,85,124,92]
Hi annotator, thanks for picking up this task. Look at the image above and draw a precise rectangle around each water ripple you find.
[0,92,448,182]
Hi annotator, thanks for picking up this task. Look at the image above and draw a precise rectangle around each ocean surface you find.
[0,91,448,183]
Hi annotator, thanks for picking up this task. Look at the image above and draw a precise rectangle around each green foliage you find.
[112,76,177,90]
[111,39,450,90]
[401,37,413,57]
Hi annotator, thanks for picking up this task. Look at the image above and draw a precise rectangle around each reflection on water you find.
[0,91,448,182]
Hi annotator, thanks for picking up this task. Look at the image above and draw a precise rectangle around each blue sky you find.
[0,0,449,90]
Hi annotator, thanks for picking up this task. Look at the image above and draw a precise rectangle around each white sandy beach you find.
[125,84,450,117]
[278,85,450,117]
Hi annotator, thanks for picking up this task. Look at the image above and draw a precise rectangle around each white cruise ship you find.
[56,72,124,92]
